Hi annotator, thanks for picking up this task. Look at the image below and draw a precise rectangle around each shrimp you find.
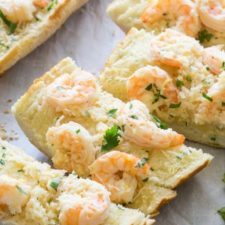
[127,65,179,104]
[46,122,96,177]
[150,29,204,68]
[58,176,110,225]
[0,0,36,23]
[33,0,49,8]
[46,71,98,115]
[202,45,225,75]
[196,72,225,124]
[141,0,201,37]
[89,151,150,204]
[198,0,225,32]
[0,175,30,215]
[117,100,185,149]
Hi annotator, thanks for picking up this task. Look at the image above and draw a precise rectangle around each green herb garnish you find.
[47,0,58,11]
[0,11,17,34]
[210,136,216,142]
[76,129,80,134]
[151,114,168,130]
[223,173,225,183]
[17,169,24,173]
[130,115,138,120]
[169,102,181,109]
[185,75,192,82]
[107,109,118,118]
[0,159,5,165]
[136,157,148,168]
[222,102,225,107]
[218,207,225,221]
[176,79,184,88]
[101,125,121,152]
[50,177,62,191]
[146,83,167,104]
[198,30,213,44]
[202,93,213,102]
[16,185,26,195]
[222,62,225,70]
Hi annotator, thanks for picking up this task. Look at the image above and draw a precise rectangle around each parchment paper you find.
[0,1,224,224]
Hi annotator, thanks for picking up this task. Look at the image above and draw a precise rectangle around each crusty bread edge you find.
[0,0,88,75]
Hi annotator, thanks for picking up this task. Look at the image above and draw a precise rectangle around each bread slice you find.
[100,28,225,148]
[0,140,154,225]
[107,0,225,46]
[0,0,88,75]
[12,58,212,216]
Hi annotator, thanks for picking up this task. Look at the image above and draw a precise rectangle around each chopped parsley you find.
[135,157,148,168]
[101,125,121,152]
[130,115,138,120]
[202,93,213,102]
[222,62,225,70]
[16,185,26,195]
[107,109,118,118]
[169,102,181,109]
[176,79,184,88]
[210,136,216,142]
[47,0,58,11]
[50,177,63,191]
[223,173,225,183]
[218,207,225,221]
[76,129,80,134]
[0,11,17,34]
[0,159,5,165]
[185,75,192,82]
[151,114,168,130]
[198,30,213,44]
[146,83,167,104]
[17,169,24,173]
[142,177,149,182]
[222,102,225,107]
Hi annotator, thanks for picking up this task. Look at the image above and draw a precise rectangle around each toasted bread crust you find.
[0,0,88,75]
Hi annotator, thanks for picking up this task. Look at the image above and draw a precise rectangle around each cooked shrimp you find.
[33,0,49,8]
[46,122,96,177]
[141,0,201,37]
[0,0,36,23]
[0,175,30,215]
[202,45,225,75]
[89,151,149,204]
[118,100,185,149]
[150,29,204,68]
[58,176,110,225]
[127,65,179,103]
[46,71,98,115]
[198,0,225,32]
[196,72,225,123]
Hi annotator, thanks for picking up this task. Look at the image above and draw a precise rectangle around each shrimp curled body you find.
[89,151,150,204]
[46,122,96,177]
[58,176,110,225]
[46,71,98,115]
[141,0,201,37]
[198,0,225,32]
[127,65,179,104]
[118,101,185,149]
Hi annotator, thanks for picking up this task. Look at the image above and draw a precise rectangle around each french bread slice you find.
[0,140,154,225]
[12,58,212,216]
[0,0,88,75]
[100,28,225,148]
[107,0,225,46]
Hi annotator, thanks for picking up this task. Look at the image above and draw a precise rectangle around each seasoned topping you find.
[46,122,96,177]
[197,29,214,44]
[90,151,149,204]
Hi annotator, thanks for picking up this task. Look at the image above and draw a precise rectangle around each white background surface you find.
[0,1,224,224]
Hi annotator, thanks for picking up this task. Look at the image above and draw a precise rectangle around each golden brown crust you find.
[0,0,88,75]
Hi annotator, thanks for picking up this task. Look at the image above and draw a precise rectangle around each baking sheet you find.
[0,1,224,224]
